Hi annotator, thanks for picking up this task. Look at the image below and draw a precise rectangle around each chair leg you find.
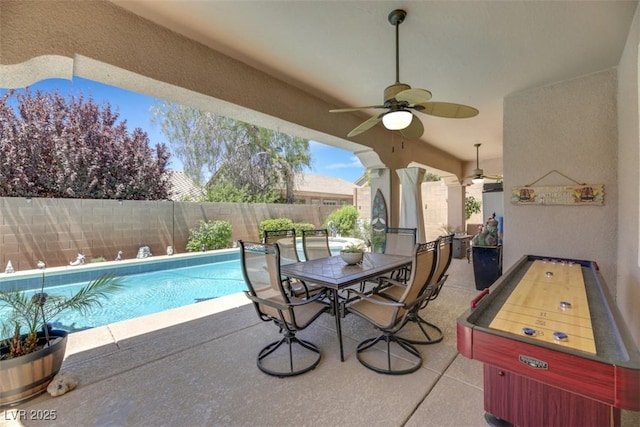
[257,331,321,377]
[355,332,422,375]
[401,312,444,345]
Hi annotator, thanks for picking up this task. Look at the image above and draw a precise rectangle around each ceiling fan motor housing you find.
[384,83,411,103]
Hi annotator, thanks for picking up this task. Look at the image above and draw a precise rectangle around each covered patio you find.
[3,258,638,426]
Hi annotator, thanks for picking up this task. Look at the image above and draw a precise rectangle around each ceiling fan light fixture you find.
[382,110,413,130]
[472,176,485,185]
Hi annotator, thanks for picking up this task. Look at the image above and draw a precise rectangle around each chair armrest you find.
[404,285,435,310]
[288,289,327,306]
[243,291,289,311]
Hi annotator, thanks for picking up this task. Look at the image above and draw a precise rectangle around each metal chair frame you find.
[346,241,438,375]
[397,234,454,345]
[239,240,328,377]
[301,229,332,261]
[384,227,417,282]
[264,229,324,299]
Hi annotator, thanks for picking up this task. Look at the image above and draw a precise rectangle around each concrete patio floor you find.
[1,258,638,426]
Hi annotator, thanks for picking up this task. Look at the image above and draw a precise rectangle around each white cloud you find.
[326,156,363,169]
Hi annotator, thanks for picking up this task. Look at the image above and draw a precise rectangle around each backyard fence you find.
[0,197,336,271]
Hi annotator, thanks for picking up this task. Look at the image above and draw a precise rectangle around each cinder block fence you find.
[0,197,336,271]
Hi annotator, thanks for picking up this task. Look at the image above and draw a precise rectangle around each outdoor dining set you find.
[238,228,453,377]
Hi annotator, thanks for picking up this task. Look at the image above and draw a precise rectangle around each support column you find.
[447,184,466,233]
[396,167,426,242]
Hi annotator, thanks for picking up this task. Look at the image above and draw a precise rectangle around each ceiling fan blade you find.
[417,102,479,118]
[347,115,383,137]
[330,105,385,113]
[399,114,424,139]
[396,88,432,105]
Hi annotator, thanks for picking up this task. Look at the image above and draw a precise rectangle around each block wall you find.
[0,197,336,271]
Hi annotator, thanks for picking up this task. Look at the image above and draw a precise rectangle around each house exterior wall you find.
[356,180,482,242]
[0,197,336,271]
[504,70,618,296]
[616,5,640,347]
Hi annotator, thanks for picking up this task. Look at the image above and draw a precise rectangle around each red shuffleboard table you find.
[457,255,640,427]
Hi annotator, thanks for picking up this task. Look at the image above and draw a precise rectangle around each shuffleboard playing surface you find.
[489,260,596,354]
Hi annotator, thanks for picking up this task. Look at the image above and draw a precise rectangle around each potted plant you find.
[0,261,122,406]
[471,214,503,290]
[340,242,366,265]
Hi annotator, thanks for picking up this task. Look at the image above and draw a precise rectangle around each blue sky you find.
[1,77,364,182]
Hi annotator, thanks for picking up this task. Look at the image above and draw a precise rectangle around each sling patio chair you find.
[382,227,417,283]
[301,229,332,261]
[376,234,454,345]
[345,241,437,375]
[263,229,324,299]
[239,240,328,377]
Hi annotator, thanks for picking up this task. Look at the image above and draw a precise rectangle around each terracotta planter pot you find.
[0,330,68,407]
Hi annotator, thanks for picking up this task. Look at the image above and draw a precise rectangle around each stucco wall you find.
[616,6,640,347]
[0,197,336,271]
[504,69,618,291]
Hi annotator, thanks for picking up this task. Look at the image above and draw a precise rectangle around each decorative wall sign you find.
[511,184,604,205]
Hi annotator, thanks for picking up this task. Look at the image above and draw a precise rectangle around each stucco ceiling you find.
[112,0,637,166]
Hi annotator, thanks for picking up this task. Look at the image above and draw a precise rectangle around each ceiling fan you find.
[468,143,501,184]
[330,9,479,139]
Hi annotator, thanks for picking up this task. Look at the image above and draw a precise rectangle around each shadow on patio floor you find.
[2,258,638,426]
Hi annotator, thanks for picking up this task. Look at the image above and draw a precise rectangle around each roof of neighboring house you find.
[294,173,356,197]
[166,170,205,201]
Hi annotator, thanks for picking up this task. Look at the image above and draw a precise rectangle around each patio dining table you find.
[280,252,412,361]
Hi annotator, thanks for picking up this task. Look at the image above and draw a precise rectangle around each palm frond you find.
[47,273,124,317]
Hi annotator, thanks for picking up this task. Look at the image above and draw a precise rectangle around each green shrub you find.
[324,205,359,237]
[90,256,107,263]
[292,222,314,237]
[186,220,232,251]
[258,218,294,241]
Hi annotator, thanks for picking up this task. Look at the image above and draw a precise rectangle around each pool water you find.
[1,238,364,333]
[2,259,245,332]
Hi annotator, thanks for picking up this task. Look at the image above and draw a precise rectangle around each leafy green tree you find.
[0,89,170,199]
[206,182,278,203]
[423,172,441,182]
[152,102,311,203]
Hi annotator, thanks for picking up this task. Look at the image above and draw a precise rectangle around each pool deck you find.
[1,258,639,426]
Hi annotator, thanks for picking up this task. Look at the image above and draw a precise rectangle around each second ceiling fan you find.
[468,143,501,184]
[330,9,479,139]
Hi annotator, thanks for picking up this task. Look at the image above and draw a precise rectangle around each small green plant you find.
[1,262,122,359]
[465,195,482,220]
[341,242,366,253]
[186,220,232,251]
[90,256,107,263]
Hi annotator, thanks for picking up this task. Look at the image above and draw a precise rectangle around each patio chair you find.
[376,234,454,345]
[383,227,417,282]
[302,229,332,261]
[239,240,328,377]
[345,241,437,375]
[263,229,324,299]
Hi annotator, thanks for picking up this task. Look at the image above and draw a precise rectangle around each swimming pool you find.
[0,238,364,331]
[0,251,244,332]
